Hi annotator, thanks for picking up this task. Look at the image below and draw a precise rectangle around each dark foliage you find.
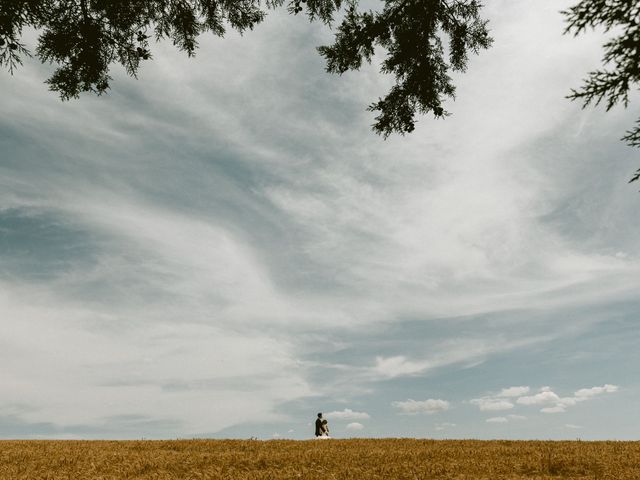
[563,0,640,181]
[318,0,492,137]
[0,0,492,136]
[0,0,288,99]
[1,0,639,158]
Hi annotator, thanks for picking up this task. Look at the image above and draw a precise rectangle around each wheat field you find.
[0,439,638,479]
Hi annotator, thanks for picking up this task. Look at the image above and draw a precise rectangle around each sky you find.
[0,0,639,440]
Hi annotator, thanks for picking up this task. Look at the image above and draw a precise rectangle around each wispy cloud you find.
[483,414,527,424]
[470,386,530,412]
[516,385,619,414]
[392,399,450,415]
[486,417,508,423]
[508,415,527,421]
[499,387,530,398]
[516,390,562,406]
[435,422,456,431]
[346,422,364,431]
[565,424,583,429]
[574,385,618,399]
[370,337,551,380]
[325,409,370,420]
[470,399,515,412]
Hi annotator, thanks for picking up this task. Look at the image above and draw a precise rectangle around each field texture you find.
[0,439,638,479]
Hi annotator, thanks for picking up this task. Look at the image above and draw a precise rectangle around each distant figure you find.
[321,419,330,437]
[314,413,330,438]
[315,413,324,437]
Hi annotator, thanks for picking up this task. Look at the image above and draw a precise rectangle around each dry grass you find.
[0,439,638,479]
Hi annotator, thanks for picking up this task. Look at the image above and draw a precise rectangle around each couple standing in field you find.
[314,413,330,438]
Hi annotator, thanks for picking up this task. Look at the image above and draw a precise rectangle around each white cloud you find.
[541,406,566,414]
[565,424,583,429]
[435,422,456,431]
[484,414,526,423]
[508,415,527,420]
[325,409,370,420]
[574,384,619,399]
[517,385,619,415]
[371,337,550,380]
[373,356,428,378]
[470,398,514,411]
[346,422,364,431]
[469,386,532,413]
[498,386,530,398]
[392,399,450,415]
[517,390,561,406]
[486,417,508,423]
[0,282,312,435]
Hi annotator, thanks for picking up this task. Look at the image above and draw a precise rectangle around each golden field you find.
[0,439,638,479]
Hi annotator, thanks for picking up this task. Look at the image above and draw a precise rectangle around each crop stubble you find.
[0,439,638,479]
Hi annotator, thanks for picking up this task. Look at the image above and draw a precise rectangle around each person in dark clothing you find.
[315,413,324,437]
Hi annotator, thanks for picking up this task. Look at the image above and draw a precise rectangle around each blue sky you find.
[1,0,639,440]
